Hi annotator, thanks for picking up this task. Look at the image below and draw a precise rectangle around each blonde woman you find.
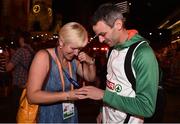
[26,22,96,123]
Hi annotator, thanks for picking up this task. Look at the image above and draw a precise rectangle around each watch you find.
[33,4,40,14]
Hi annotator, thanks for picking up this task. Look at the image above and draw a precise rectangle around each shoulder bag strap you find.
[124,41,142,123]
[124,41,142,91]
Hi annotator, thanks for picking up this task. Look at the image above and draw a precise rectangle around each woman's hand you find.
[66,89,88,101]
[78,52,95,65]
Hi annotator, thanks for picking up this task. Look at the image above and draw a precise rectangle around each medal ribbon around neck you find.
[55,47,80,91]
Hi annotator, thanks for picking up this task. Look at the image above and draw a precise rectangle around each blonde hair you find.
[59,22,88,47]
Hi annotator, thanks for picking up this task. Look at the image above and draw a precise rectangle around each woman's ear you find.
[114,19,123,30]
[58,39,63,48]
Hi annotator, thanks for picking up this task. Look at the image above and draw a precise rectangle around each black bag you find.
[124,41,166,123]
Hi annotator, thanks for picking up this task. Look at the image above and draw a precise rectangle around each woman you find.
[26,22,96,123]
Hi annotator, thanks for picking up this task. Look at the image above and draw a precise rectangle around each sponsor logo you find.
[106,80,122,93]
[115,84,122,93]
[106,80,115,90]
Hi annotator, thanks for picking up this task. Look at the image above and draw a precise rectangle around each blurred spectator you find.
[5,31,34,121]
[157,47,171,81]
[168,46,180,88]
[0,47,11,96]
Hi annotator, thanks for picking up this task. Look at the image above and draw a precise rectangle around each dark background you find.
[52,0,179,31]
[51,0,179,48]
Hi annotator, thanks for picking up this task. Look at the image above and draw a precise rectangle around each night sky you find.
[52,0,179,33]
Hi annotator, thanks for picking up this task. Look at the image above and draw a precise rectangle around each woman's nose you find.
[73,49,79,56]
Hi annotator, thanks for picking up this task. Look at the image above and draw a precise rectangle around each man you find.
[6,32,34,87]
[6,32,34,121]
[0,47,11,96]
[78,3,159,123]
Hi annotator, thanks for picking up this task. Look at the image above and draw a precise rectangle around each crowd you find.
[154,42,180,89]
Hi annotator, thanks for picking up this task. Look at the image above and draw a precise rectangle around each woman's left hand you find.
[78,52,94,65]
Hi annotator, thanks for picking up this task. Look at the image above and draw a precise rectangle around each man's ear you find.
[114,19,123,30]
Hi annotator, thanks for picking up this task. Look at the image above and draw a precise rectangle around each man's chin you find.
[106,42,113,47]
[103,40,112,46]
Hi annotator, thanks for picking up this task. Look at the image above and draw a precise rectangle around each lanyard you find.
[55,48,73,91]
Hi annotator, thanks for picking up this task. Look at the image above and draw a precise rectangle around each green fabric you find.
[113,34,145,50]
[103,34,159,117]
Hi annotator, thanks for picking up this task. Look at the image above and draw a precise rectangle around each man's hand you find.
[76,86,104,100]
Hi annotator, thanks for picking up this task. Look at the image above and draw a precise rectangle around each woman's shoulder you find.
[36,48,54,56]
[33,49,52,63]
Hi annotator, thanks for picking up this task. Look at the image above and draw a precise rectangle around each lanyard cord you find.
[55,47,73,91]
[81,63,85,86]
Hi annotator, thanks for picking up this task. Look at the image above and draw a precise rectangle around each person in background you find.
[77,3,159,123]
[5,32,34,121]
[26,22,96,123]
[0,46,11,96]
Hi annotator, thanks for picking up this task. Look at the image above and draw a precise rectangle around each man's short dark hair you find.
[91,3,125,28]
[18,31,31,44]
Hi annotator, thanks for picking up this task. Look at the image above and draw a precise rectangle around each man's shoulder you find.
[134,41,152,53]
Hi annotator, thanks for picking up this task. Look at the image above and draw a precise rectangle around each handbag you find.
[16,88,38,123]
[16,49,52,123]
